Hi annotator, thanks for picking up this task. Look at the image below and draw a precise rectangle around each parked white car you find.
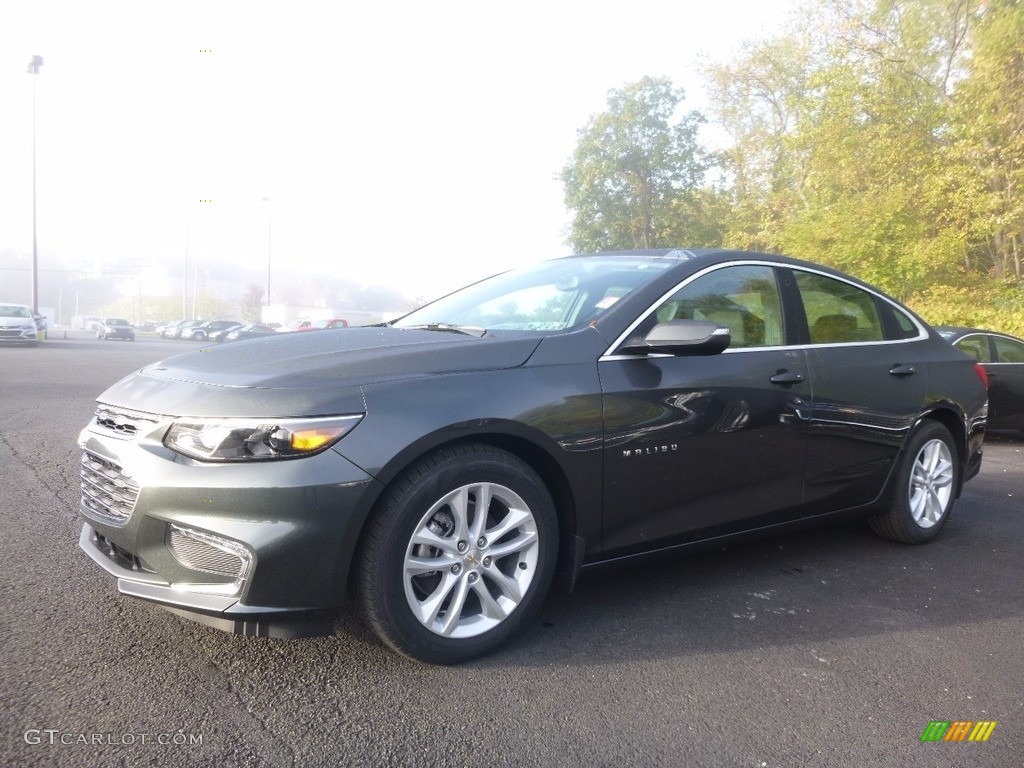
[0,302,40,346]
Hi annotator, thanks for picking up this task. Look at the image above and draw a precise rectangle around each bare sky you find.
[0,0,795,301]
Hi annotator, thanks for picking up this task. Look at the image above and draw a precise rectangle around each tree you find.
[944,0,1024,281]
[704,0,977,298]
[561,77,718,253]
[240,283,265,324]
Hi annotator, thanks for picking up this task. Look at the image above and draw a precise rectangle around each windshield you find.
[1,305,31,319]
[394,256,677,333]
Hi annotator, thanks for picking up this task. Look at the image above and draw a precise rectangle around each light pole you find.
[261,197,272,306]
[27,55,43,314]
[183,221,190,319]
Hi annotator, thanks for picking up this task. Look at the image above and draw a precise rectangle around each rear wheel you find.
[869,421,957,543]
[357,444,558,664]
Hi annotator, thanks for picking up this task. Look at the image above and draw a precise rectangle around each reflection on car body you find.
[75,249,988,663]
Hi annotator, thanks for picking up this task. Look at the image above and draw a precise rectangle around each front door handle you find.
[770,370,805,385]
[889,364,916,376]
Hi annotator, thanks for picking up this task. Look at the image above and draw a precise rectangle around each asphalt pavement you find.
[1,335,1021,767]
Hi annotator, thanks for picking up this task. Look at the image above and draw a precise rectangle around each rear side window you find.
[954,335,992,363]
[994,335,1024,363]
[794,271,883,344]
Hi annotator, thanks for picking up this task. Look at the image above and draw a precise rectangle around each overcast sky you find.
[0,0,795,301]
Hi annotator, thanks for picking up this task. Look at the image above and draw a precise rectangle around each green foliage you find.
[699,0,1021,321]
[561,77,718,252]
[564,1,1022,329]
[909,282,1024,335]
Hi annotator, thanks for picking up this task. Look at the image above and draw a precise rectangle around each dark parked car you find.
[937,326,1024,432]
[77,250,988,663]
[209,323,244,343]
[222,323,277,342]
[96,318,135,341]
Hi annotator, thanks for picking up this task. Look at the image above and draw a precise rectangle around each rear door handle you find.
[770,371,805,384]
[889,364,916,376]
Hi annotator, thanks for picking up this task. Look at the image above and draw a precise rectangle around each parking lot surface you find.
[1,336,1021,767]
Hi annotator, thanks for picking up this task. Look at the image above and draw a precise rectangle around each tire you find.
[357,444,558,664]
[96,331,103,340]
[869,421,957,543]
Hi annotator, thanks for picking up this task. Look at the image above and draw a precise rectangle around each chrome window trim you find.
[600,260,928,360]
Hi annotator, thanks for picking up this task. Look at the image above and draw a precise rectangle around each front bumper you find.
[77,409,383,635]
[0,326,39,343]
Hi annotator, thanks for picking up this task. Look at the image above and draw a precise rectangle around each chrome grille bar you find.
[92,405,162,439]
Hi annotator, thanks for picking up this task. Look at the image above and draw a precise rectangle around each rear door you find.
[789,268,930,512]
[990,334,1024,429]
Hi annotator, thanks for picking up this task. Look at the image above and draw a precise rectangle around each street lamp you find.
[261,197,272,305]
[27,55,43,315]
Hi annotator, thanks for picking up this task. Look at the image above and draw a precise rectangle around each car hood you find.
[0,316,34,328]
[97,327,543,417]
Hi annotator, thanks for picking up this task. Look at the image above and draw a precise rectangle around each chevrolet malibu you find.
[77,250,988,663]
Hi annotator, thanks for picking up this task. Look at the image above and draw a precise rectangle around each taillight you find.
[973,363,989,390]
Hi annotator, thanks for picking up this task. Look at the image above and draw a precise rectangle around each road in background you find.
[1,337,1021,767]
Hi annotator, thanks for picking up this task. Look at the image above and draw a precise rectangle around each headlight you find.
[164,415,363,461]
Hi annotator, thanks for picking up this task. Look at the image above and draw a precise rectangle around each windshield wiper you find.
[400,323,489,338]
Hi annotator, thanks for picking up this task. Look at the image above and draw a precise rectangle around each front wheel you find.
[869,421,958,543]
[357,444,558,664]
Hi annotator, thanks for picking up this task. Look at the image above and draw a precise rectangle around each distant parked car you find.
[937,326,1024,433]
[293,318,350,332]
[223,323,277,342]
[158,320,186,337]
[96,318,135,341]
[182,320,240,342]
[277,319,314,332]
[167,320,203,339]
[209,323,244,343]
[0,302,39,346]
[32,312,47,339]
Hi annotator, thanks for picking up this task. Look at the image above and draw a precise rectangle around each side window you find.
[994,335,1024,363]
[650,265,784,349]
[954,336,992,363]
[886,304,920,339]
[794,271,884,344]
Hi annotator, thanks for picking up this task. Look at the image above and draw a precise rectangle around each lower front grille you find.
[167,525,250,580]
[92,529,145,572]
[80,451,140,525]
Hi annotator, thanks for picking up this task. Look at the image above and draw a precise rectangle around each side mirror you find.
[620,319,731,356]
